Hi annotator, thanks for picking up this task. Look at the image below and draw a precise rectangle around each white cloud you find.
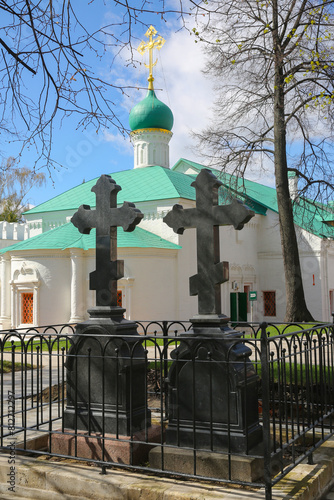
[112,24,214,167]
[103,130,133,156]
[156,30,214,166]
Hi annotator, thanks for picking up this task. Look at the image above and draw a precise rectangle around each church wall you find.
[38,254,71,325]
[296,227,323,321]
[84,248,179,322]
[0,222,28,246]
[327,246,334,321]
[220,218,260,321]
[254,210,329,322]
[25,210,75,234]
[130,129,172,169]
[119,249,178,321]
[256,210,281,253]
[0,240,25,250]
[174,228,198,320]
[8,252,71,328]
[257,253,286,321]
[173,218,261,322]
[257,210,287,322]
[25,219,43,238]
[137,198,195,245]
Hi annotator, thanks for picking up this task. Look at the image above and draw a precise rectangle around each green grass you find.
[255,361,333,385]
[240,322,331,339]
[266,323,329,337]
[3,339,69,353]
[142,337,180,347]
[2,336,179,353]
[147,360,173,371]
[1,360,34,373]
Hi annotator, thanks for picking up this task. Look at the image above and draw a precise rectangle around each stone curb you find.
[0,437,333,499]
[271,436,334,500]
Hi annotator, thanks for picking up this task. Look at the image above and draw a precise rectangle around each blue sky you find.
[1,2,219,208]
[3,2,333,211]
[2,1,284,211]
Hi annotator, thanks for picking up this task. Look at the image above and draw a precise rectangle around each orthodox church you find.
[0,30,334,330]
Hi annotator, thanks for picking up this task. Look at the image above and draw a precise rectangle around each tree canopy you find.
[194,0,334,201]
[191,0,334,321]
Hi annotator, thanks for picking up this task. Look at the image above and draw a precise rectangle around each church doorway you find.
[230,292,247,322]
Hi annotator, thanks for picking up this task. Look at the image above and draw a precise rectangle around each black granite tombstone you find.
[63,175,150,435]
[163,169,263,452]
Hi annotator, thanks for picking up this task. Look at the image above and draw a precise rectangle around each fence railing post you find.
[260,322,272,500]
[162,321,169,418]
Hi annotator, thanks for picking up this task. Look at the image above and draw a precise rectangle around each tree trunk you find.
[272,1,314,322]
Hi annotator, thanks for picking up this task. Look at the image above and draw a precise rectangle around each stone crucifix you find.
[163,169,254,316]
[71,175,143,307]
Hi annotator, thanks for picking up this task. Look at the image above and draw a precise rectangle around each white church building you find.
[0,60,334,329]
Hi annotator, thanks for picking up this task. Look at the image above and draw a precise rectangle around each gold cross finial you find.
[137,26,165,90]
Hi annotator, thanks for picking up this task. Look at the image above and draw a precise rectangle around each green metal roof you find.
[129,89,173,131]
[172,159,334,239]
[24,158,334,241]
[0,223,181,254]
[24,167,196,216]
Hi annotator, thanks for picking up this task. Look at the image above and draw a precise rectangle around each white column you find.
[118,277,135,320]
[69,249,85,323]
[320,241,330,322]
[0,254,11,329]
[124,278,134,320]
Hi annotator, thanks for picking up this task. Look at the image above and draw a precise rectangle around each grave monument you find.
[161,169,263,453]
[63,174,150,436]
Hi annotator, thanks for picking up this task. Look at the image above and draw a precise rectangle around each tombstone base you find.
[75,306,136,336]
[165,422,263,454]
[50,425,162,465]
[165,314,263,454]
[63,405,149,436]
[189,314,238,337]
[149,445,265,482]
[64,306,151,436]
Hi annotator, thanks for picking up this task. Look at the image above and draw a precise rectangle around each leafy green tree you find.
[192,0,334,322]
[0,157,45,222]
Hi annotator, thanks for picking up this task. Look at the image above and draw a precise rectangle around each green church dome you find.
[129,89,174,132]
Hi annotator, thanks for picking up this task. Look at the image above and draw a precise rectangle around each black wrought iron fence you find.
[0,320,333,500]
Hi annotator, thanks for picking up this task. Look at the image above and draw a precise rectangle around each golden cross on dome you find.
[137,26,165,90]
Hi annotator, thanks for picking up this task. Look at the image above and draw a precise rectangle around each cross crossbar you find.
[163,169,254,315]
[71,175,143,307]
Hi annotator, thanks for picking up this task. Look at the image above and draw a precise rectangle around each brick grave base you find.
[50,425,162,465]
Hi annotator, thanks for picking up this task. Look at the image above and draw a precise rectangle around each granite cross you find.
[71,175,143,307]
[163,169,254,316]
